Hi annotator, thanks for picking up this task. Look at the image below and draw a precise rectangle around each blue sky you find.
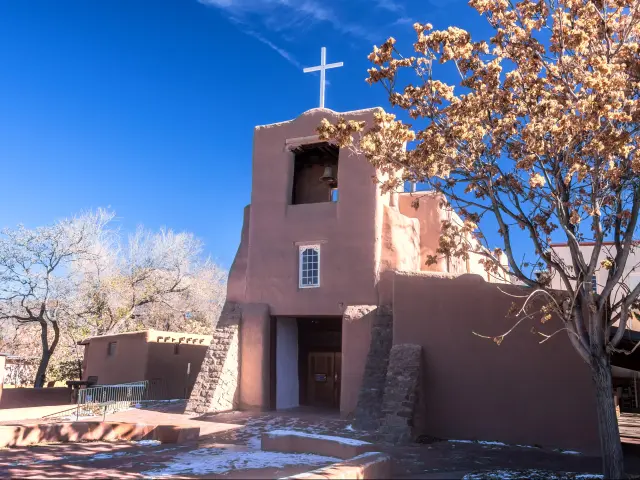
[0,0,493,269]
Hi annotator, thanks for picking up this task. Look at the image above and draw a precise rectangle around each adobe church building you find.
[186,107,625,455]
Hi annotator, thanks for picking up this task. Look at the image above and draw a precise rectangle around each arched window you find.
[299,245,320,288]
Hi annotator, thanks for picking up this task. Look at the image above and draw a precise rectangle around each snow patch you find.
[345,424,355,432]
[143,447,339,477]
[133,440,162,446]
[266,429,371,446]
[247,436,262,449]
[463,470,602,480]
[448,439,506,447]
[91,451,130,461]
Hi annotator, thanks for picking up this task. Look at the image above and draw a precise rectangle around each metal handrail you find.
[41,400,117,422]
[40,380,150,422]
[77,380,148,406]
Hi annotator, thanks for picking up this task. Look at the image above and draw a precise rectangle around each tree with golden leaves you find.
[318,0,640,476]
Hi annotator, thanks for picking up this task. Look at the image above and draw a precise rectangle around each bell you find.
[319,165,336,185]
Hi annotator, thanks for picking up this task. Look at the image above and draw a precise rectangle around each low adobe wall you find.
[262,430,389,479]
[284,452,391,479]
[0,387,71,409]
[262,430,375,460]
[392,271,600,454]
[0,421,199,447]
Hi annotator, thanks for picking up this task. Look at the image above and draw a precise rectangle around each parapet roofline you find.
[78,328,212,345]
[255,106,384,131]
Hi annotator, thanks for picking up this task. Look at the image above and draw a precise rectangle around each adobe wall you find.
[145,341,210,400]
[82,332,149,385]
[340,306,376,416]
[397,192,448,273]
[0,421,199,447]
[227,205,250,304]
[0,387,71,409]
[239,303,272,410]
[392,271,600,454]
[244,108,384,317]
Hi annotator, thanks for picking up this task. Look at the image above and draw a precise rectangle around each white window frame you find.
[299,245,321,289]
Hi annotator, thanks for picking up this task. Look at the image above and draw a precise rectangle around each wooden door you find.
[307,352,341,409]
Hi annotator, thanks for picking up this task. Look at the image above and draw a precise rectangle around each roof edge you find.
[255,106,384,131]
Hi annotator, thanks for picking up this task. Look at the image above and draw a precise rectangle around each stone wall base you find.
[185,302,241,415]
[353,305,393,431]
[378,343,422,443]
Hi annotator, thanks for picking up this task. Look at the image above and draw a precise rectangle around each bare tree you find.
[0,210,113,387]
[72,226,227,337]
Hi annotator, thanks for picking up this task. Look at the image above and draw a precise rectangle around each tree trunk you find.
[33,320,60,388]
[34,351,50,388]
[591,353,625,478]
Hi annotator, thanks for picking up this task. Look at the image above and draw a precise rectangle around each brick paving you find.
[2,402,640,478]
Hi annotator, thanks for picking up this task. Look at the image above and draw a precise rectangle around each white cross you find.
[303,47,343,109]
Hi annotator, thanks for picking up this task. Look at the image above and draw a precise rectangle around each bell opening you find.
[291,142,339,205]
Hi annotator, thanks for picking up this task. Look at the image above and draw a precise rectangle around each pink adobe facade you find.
[206,106,507,416]
[186,107,605,454]
[227,107,494,316]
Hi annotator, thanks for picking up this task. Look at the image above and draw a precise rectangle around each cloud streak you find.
[391,16,415,26]
[197,0,415,69]
[375,0,404,13]
[242,29,301,68]
[198,0,380,43]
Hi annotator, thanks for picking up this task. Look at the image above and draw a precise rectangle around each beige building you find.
[549,241,640,293]
[549,241,640,329]
[549,242,640,410]
[80,330,212,400]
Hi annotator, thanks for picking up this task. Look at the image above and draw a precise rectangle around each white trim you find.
[299,244,321,289]
[294,239,328,246]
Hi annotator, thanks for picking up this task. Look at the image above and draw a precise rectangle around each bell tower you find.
[224,107,390,317]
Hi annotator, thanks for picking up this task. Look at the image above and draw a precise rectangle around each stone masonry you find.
[378,343,422,443]
[185,301,241,415]
[353,305,393,431]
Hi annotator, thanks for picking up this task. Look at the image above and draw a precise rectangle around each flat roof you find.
[78,329,212,345]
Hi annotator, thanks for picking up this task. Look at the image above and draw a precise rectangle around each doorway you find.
[297,317,342,409]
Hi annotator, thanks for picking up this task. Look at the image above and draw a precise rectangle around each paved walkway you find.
[2,402,640,478]
[0,404,76,423]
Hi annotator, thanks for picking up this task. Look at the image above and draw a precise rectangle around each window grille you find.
[299,245,320,288]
